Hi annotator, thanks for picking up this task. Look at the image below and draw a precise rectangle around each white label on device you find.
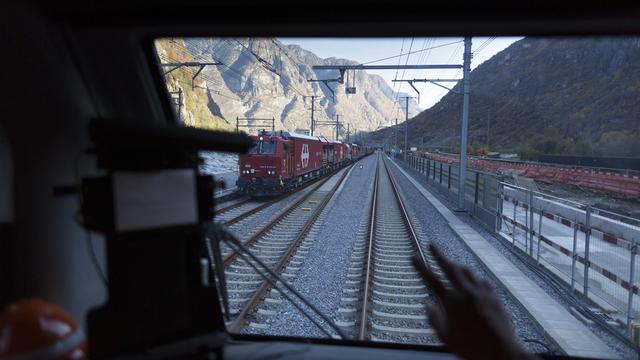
[113,169,198,232]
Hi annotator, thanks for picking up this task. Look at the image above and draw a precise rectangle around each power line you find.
[227,38,309,98]
[396,37,415,100]
[474,36,496,55]
[429,36,493,102]
[271,39,302,66]
[233,38,280,76]
[175,79,241,101]
[160,55,243,99]
[392,38,405,98]
[391,38,417,120]
[362,39,463,65]
[159,42,236,88]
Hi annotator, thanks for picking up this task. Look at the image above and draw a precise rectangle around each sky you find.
[279,37,522,110]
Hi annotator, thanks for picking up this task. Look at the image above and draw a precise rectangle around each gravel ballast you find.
[254,155,378,338]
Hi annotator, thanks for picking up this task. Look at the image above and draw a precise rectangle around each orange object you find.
[0,297,87,360]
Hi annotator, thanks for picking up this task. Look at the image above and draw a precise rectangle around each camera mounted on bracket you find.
[81,119,251,358]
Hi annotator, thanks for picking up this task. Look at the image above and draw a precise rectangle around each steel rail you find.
[229,164,354,333]
[382,156,430,267]
[358,154,431,341]
[224,194,290,226]
[216,196,252,215]
[222,170,340,226]
[222,174,335,268]
[358,154,380,340]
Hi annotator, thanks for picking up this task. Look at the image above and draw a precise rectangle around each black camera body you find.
[82,120,251,358]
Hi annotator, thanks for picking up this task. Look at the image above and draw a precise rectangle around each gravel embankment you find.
[258,155,378,338]
[388,156,636,358]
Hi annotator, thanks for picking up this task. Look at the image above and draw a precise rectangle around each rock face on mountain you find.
[373,37,640,158]
[155,38,419,138]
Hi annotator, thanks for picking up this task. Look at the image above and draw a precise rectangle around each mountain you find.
[372,37,640,158]
[154,38,419,138]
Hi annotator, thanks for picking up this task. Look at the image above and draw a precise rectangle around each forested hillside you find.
[373,37,640,159]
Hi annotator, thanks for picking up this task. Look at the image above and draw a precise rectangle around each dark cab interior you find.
[1,1,639,358]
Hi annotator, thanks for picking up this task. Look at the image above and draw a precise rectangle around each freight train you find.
[237,130,370,196]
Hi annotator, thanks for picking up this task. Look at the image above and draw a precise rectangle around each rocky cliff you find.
[155,38,419,139]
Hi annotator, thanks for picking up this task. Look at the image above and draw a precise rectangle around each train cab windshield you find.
[8,2,640,360]
[248,140,277,155]
[150,36,640,359]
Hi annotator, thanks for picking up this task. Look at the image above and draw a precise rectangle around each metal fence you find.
[396,152,499,231]
[396,152,640,331]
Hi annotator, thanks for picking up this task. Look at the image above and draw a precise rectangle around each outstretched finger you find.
[413,255,446,300]
[461,267,479,286]
[429,244,468,289]
[426,304,447,339]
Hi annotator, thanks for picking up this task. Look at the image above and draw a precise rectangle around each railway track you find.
[221,164,354,332]
[216,169,346,228]
[336,153,442,344]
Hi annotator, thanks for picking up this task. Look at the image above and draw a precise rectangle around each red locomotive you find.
[237,131,367,196]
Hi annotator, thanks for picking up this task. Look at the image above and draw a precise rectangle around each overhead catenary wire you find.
[174,79,241,101]
[433,41,465,99]
[228,38,309,98]
[159,56,243,101]
[158,41,242,93]
[389,38,407,121]
[161,40,235,80]
[166,39,271,97]
[396,37,415,98]
[390,37,440,121]
[391,38,405,100]
[271,39,303,67]
[391,37,415,122]
[474,36,496,55]
[431,36,493,101]
[362,39,464,65]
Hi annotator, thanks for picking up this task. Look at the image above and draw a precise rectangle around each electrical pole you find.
[347,124,350,142]
[305,95,318,136]
[405,98,409,161]
[335,114,340,140]
[394,118,398,151]
[458,36,472,211]
[311,97,316,136]
[399,96,414,161]
[486,108,491,150]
